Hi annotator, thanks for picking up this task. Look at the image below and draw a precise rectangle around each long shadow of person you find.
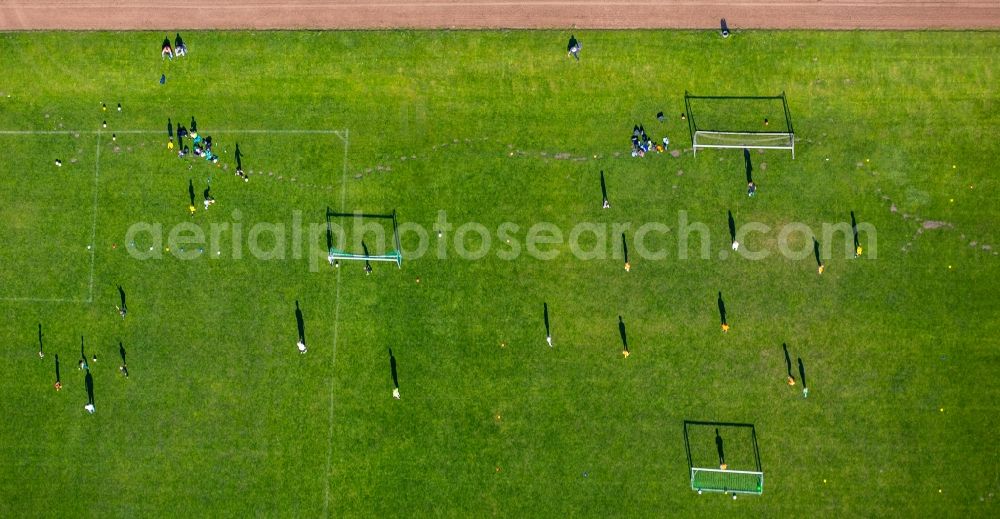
[618,315,629,355]
[389,348,399,389]
[55,354,61,386]
[389,348,400,398]
[188,179,196,206]
[235,143,243,171]
[783,343,793,379]
[119,342,129,377]
[85,370,95,406]
[80,335,87,368]
[743,148,753,183]
[362,241,373,274]
[813,238,823,268]
[325,219,334,251]
[851,210,860,250]
[718,291,728,327]
[38,323,44,357]
[543,302,551,342]
[295,300,306,344]
[190,116,197,133]
[798,358,808,388]
[728,210,737,244]
[715,428,727,468]
[622,233,629,269]
[117,285,128,318]
[600,170,609,207]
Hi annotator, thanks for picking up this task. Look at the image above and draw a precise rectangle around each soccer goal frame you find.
[685,91,796,158]
[684,420,764,496]
[326,208,403,268]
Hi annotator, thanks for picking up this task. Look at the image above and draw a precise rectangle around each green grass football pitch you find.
[0,30,998,516]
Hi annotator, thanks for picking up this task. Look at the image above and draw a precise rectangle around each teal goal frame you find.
[684,420,764,496]
[326,208,403,268]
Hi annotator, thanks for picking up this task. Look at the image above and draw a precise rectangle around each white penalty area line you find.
[323,128,348,516]
[321,130,348,513]
[87,131,102,303]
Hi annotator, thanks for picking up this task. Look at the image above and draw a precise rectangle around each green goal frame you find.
[684,91,796,158]
[326,208,403,268]
[684,420,764,496]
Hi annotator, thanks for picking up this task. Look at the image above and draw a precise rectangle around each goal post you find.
[326,208,403,268]
[684,420,764,496]
[685,91,796,158]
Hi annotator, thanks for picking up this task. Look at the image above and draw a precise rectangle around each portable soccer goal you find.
[326,208,403,268]
[684,420,764,496]
[684,91,796,158]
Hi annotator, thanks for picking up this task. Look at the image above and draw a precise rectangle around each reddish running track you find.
[1,0,998,30]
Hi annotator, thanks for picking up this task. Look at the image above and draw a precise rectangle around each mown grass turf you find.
[0,30,998,517]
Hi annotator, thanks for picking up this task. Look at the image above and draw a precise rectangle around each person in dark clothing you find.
[174,33,187,57]
[567,35,581,61]
[161,37,173,59]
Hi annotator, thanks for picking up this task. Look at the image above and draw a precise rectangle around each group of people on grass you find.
[161,34,188,59]
[167,117,219,163]
[630,124,669,157]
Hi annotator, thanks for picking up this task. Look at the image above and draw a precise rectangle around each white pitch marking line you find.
[86,131,102,303]
[323,128,348,516]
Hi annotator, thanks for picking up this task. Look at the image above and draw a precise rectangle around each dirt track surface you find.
[1,0,998,30]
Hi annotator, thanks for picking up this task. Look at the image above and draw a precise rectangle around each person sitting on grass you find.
[174,33,187,57]
[161,37,173,60]
[567,34,581,61]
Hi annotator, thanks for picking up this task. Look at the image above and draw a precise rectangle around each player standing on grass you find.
[117,285,128,319]
[84,370,96,414]
[618,316,630,358]
[188,179,197,216]
[54,354,62,391]
[119,342,129,378]
[544,302,553,347]
[622,233,630,272]
[798,358,809,398]
[203,186,215,210]
[718,292,729,332]
[600,170,610,209]
[295,301,308,354]
[235,143,248,182]
[389,349,401,399]
[716,428,727,469]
